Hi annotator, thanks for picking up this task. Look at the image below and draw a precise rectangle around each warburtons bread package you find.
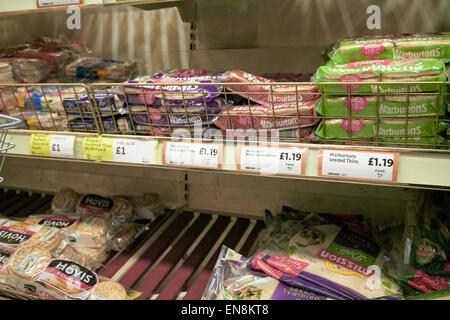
[316,94,447,118]
[327,33,450,65]
[316,58,447,94]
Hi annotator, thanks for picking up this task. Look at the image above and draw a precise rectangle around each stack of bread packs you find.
[0,62,17,112]
[314,32,450,146]
[214,70,321,141]
[0,189,163,300]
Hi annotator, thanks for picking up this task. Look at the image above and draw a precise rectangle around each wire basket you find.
[0,114,24,183]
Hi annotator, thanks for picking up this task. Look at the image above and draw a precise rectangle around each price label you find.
[82,137,113,162]
[50,135,75,158]
[37,0,82,8]
[30,134,75,158]
[82,137,158,164]
[318,149,399,181]
[162,141,222,169]
[112,139,157,164]
[237,145,307,175]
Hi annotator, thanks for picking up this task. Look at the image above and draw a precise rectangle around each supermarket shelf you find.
[4,130,450,190]
[0,0,103,15]
[0,0,196,22]
[0,190,264,300]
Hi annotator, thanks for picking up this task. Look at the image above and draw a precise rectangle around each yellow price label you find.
[82,137,114,162]
[30,134,51,157]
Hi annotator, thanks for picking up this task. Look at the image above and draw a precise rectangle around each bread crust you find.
[91,281,128,300]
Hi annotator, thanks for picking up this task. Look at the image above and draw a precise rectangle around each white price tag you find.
[319,149,399,182]
[50,135,75,158]
[162,141,222,169]
[113,139,157,164]
[37,0,82,7]
[238,145,307,175]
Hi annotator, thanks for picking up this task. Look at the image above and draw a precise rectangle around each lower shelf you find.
[0,189,265,300]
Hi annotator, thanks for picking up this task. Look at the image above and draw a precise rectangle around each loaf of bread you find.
[51,189,81,214]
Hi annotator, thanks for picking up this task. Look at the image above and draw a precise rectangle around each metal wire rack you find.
[0,114,23,182]
[0,83,100,134]
[90,81,450,150]
[0,81,449,150]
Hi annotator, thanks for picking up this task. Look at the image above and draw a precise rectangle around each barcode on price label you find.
[318,149,399,182]
[237,145,307,175]
[162,141,222,169]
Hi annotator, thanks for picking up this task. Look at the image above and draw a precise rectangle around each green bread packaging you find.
[316,59,447,94]
[315,118,447,143]
[328,33,450,65]
[316,94,447,117]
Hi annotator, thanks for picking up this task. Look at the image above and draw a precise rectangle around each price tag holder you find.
[82,137,113,162]
[30,134,75,158]
[318,149,399,182]
[112,138,158,164]
[162,141,222,169]
[237,145,307,175]
[37,0,82,8]
[82,137,158,164]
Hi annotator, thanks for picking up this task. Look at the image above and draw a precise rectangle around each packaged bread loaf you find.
[76,194,134,223]
[24,214,80,231]
[64,215,109,248]
[132,193,163,220]
[316,58,447,94]
[315,118,447,143]
[316,94,447,118]
[35,258,99,300]
[51,189,81,214]
[109,223,136,251]
[328,33,450,65]
[0,221,61,252]
[223,70,318,104]
[6,245,52,281]
[57,244,105,270]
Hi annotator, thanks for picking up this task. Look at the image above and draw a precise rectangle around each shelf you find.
[0,190,264,300]
[0,0,103,15]
[0,0,196,22]
[4,130,450,191]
